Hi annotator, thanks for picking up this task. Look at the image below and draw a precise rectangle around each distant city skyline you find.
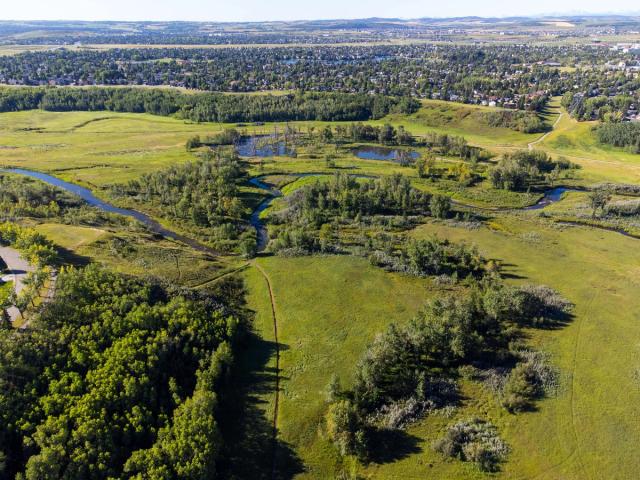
[1,0,640,23]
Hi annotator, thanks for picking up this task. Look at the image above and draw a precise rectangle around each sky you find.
[1,0,639,22]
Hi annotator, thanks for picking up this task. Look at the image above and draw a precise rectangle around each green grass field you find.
[537,113,640,183]
[3,103,640,479]
[241,214,640,479]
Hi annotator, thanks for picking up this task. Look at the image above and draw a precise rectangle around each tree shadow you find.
[218,329,304,479]
[527,310,575,331]
[367,428,423,464]
[54,245,91,267]
[495,261,527,280]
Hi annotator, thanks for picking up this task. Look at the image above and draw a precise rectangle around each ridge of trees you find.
[0,87,419,123]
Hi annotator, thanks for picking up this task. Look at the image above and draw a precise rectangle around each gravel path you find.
[0,246,35,322]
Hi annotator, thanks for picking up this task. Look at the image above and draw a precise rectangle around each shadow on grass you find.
[218,329,304,479]
[55,245,91,267]
[367,428,423,464]
[495,262,527,280]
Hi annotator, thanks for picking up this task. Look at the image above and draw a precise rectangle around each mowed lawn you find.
[243,216,640,479]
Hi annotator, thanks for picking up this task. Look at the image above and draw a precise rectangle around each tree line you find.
[0,87,419,123]
[594,122,640,152]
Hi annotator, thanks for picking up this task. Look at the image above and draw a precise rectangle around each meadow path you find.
[528,112,564,150]
[252,261,282,480]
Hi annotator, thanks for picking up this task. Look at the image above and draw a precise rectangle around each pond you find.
[235,136,296,158]
[352,146,420,163]
[525,187,576,210]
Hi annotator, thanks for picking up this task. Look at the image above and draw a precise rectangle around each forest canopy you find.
[0,265,242,480]
[0,87,419,123]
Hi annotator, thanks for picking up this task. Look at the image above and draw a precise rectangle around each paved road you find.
[0,246,35,322]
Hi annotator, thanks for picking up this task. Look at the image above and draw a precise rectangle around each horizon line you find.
[2,11,640,25]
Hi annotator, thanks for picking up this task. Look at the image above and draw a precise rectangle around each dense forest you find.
[0,87,419,123]
[268,174,433,254]
[0,265,242,480]
[594,122,640,152]
[110,152,257,252]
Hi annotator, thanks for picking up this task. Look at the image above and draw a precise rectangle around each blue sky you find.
[2,0,639,22]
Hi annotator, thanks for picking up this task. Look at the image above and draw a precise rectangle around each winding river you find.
[1,169,219,256]
[2,168,589,256]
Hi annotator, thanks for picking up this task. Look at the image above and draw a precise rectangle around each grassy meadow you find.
[241,215,640,479]
[536,113,640,183]
[2,99,640,479]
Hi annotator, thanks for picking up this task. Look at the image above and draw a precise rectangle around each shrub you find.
[434,418,508,472]
[326,400,368,459]
[502,351,558,413]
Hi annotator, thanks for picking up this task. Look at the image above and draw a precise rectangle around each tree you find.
[416,153,437,179]
[318,223,335,253]
[185,135,201,151]
[430,194,452,219]
[325,400,367,459]
[416,157,427,178]
[545,165,560,187]
[588,188,611,218]
[239,232,258,259]
[502,363,540,413]
[321,126,334,143]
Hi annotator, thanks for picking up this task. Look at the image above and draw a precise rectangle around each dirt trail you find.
[528,113,564,150]
[252,261,281,480]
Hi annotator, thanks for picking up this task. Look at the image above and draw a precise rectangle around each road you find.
[0,246,35,322]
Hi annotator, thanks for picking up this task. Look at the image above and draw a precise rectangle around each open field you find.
[537,113,640,183]
[242,256,430,478]
[2,102,640,479]
[240,212,640,479]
